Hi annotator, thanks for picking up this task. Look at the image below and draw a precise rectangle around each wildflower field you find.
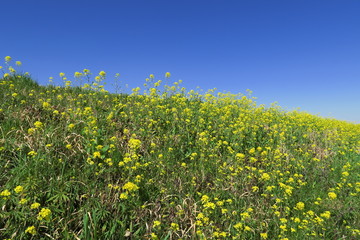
[1,57,359,239]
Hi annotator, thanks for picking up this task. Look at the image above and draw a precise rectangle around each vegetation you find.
[1,56,359,239]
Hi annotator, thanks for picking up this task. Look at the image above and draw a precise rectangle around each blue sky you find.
[2,0,360,123]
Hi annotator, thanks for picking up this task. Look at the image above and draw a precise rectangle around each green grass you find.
[0,69,359,240]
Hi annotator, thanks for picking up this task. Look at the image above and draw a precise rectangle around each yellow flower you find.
[261,172,271,181]
[122,182,139,192]
[34,121,43,128]
[295,202,305,210]
[153,220,161,228]
[16,61,22,66]
[128,138,141,150]
[19,198,28,204]
[28,151,37,156]
[170,222,179,231]
[119,193,128,199]
[30,202,41,209]
[37,208,52,221]
[1,189,11,199]
[320,211,331,219]
[236,153,245,159]
[150,233,158,240]
[93,151,101,158]
[74,71,82,77]
[59,72,65,77]
[42,102,50,108]
[244,226,252,231]
[25,226,37,235]
[201,195,210,203]
[234,222,242,230]
[328,192,337,199]
[165,72,171,78]
[249,148,255,154]
[14,185,24,193]
[5,56,12,62]
[260,232,268,239]
[99,71,106,77]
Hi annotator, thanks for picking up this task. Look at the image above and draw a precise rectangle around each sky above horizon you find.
[1,0,360,123]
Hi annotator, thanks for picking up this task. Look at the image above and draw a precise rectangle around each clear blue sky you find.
[2,0,360,123]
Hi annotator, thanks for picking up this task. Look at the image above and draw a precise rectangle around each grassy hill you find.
[0,61,359,239]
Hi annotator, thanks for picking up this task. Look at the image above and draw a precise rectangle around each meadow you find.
[0,56,359,239]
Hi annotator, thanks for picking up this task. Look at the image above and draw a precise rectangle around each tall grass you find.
[0,57,359,239]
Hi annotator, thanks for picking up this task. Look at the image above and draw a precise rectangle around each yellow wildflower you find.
[153,220,161,228]
[328,192,337,199]
[122,182,139,192]
[260,232,268,239]
[30,202,41,209]
[295,202,305,210]
[14,185,24,193]
[25,226,37,235]
[170,222,179,231]
[34,121,43,128]
[1,189,11,199]
[37,208,52,221]
[93,151,101,158]
[119,193,128,199]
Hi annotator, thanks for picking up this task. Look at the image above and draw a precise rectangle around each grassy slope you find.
[0,75,359,240]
